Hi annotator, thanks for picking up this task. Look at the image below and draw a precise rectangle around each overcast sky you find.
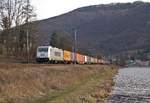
[31,0,150,20]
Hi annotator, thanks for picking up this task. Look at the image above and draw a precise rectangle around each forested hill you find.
[35,1,150,56]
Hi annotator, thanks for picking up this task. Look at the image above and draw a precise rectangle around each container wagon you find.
[50,47,63,63]
[63,50,71,64]
[85,56,91,64]
[76,53,85,64]
[90,57,95,64]
[94,58,98,64]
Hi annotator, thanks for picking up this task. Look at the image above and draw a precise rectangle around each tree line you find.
[0,0,37,62]
[50,31,73,51]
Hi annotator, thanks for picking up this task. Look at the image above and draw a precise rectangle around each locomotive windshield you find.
[38,48,48,52]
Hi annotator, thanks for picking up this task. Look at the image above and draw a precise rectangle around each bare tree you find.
[0,0,36,29]
[0,0,13,30]
[0,0,36,59]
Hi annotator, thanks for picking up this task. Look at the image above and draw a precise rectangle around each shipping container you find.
[90,57,95,64]
[93,58,96,64]
[85,56,91,64]
[95,58,98,64]
[97,59,101,64]
[100,59,105,64]
[85,55,88,63]
[50,47,63,61]
[77,53,85,64]
[87,56,91,64]
[63,50,71,62]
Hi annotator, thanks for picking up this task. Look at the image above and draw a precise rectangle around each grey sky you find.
[31,0,150,20]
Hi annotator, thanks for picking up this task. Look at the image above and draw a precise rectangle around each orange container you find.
[76,53,85,64]
[63,50,71,61]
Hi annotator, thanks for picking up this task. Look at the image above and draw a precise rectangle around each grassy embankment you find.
[0,64,117,103]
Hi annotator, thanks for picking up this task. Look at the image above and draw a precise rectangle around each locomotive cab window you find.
[38,48,48,52]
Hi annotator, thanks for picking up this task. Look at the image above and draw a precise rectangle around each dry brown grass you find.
[0,63,117,103]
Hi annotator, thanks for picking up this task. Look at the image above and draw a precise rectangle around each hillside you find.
[35,1,150,56]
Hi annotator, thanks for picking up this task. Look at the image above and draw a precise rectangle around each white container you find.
[50,47,63,61]
[85,56,88,63]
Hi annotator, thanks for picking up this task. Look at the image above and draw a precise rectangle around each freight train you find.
[36,46,108,64]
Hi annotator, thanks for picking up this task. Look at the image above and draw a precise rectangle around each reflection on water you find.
[106,67,150,103]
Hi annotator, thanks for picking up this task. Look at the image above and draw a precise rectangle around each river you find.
[106,67,150,103]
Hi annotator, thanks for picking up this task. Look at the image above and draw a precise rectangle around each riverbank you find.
[0,64,117,103]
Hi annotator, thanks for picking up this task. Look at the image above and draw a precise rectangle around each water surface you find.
[106,67,150,103]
